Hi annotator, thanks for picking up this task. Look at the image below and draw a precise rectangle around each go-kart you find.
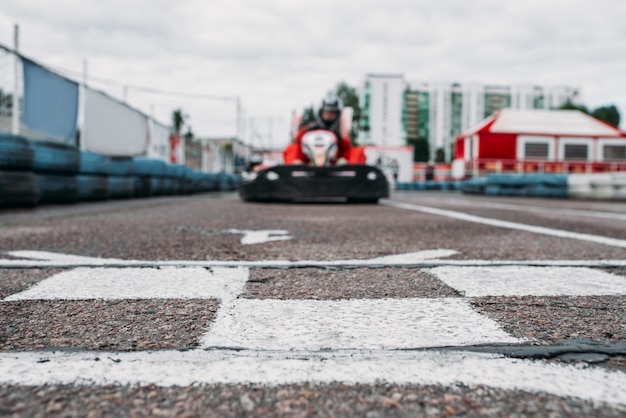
[239,130,389,203]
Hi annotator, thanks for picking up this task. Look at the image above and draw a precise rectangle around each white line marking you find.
[1,349,625,405]
[405,195,626,222]
[0,249,469,268]
[227,229,293,245]
[4,251,625,269]
[383,200,626,248]
[3,267,248,302]
[428,266,626,297]
[201,298,522,350]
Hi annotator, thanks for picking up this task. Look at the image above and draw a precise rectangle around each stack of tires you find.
[482,173,568,198]
[0,133,243,208]
[108,157,136,199]
[30,139,81,204]
[77,151,111,201]
[0,133,38,207]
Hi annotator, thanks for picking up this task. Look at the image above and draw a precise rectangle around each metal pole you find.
[11,24,19,135]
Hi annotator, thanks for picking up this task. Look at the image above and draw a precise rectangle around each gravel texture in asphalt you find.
[0,299,219,351]
[244,268,461,300]
[1,382,625,418]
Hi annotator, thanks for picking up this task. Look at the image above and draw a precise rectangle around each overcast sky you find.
[2,0,626,149]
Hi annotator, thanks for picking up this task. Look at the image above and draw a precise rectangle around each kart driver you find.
[283,93,366,165]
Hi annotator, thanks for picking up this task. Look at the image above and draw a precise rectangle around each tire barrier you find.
[0,134,34,171]
[29,140,80,174]
[0,136,242,208]
[482,174,568,198]
[37,174,79,203]
[568,173,626,200]
[79,151,111,176]
[397,181,462,191]
[76,175,109,201]
[460,177,488,195]
[0,171,39,207]
[108,157,135,177]
[108,176,135,199]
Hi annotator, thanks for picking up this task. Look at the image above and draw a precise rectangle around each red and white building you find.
[452,109,626,178]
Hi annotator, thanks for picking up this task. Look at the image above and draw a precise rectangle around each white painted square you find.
[3,267,248,301]
[427,266,626,297]
[201,298,522,350]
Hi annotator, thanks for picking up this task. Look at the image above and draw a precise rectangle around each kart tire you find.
[133,176,153,197]
[108,176,135,199]
[29,140,80,174]
[108,157,135,176]
[37,174,79,203]
[133,157,166,177]
[0,134,34,170]
[76,175,109,201]
[0,170,39,207]
[79,151,111,175]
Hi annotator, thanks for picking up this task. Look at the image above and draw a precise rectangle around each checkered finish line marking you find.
[1,251,626,405]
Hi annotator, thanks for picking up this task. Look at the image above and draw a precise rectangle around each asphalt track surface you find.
[0,190,625,417]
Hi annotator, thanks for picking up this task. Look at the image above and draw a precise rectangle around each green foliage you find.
[300,81,362,143]
[407,136,430,162]
[557,100,621,127]
[172,109,188,135]
[556,99,588,113]
[335,82,361,143]
[591,105,620,127]
[435,147,446,163]
[300,106,316,127]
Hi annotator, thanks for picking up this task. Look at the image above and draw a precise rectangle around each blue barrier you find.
[79,151,111,175]
[108,176,135,199]
[133,157,166,177]
[37,174,78,203]
[0,170,39,207]
[29,140,80,174]
[0,134,34,171]
[77,175,109,201]
[109,157,135,176]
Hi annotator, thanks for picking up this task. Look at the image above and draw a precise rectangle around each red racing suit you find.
[283,123,366,165]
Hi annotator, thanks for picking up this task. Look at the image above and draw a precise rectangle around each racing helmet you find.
[317,93,343,128]
[320,93,343,115]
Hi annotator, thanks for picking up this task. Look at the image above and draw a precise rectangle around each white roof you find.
[463,109,624,137]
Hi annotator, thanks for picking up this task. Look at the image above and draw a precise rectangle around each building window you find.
[524,142,549,159]
[603,145,626,161]
[563,144,588,160]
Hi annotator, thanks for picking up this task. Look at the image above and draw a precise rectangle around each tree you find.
[435,147,446,163]
[407,136,430,162]
[557,99,588,113]
[300,105,316,127]
[557,100,621,128]
[591,105,620,127]
[334,82,361,143]
[172,108,188,135]
[298,82,363,143]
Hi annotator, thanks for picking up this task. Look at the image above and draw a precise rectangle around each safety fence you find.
[0,133,240,208]
[398,173,626,200]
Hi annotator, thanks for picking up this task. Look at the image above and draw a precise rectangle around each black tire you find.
[109,157,135,176]
[108,176,135,199]
[29,139,80,174]
[37,174,78,203]
[133,176,153,197]
[79,151,111,175]
[0,134,34,171]
[0,170,39,207]
[76,175,109,201]
[133,157,167,177]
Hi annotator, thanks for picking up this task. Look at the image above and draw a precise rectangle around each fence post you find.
[11,24,19,135]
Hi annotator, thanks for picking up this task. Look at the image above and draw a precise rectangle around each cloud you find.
[1,0,626,144]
